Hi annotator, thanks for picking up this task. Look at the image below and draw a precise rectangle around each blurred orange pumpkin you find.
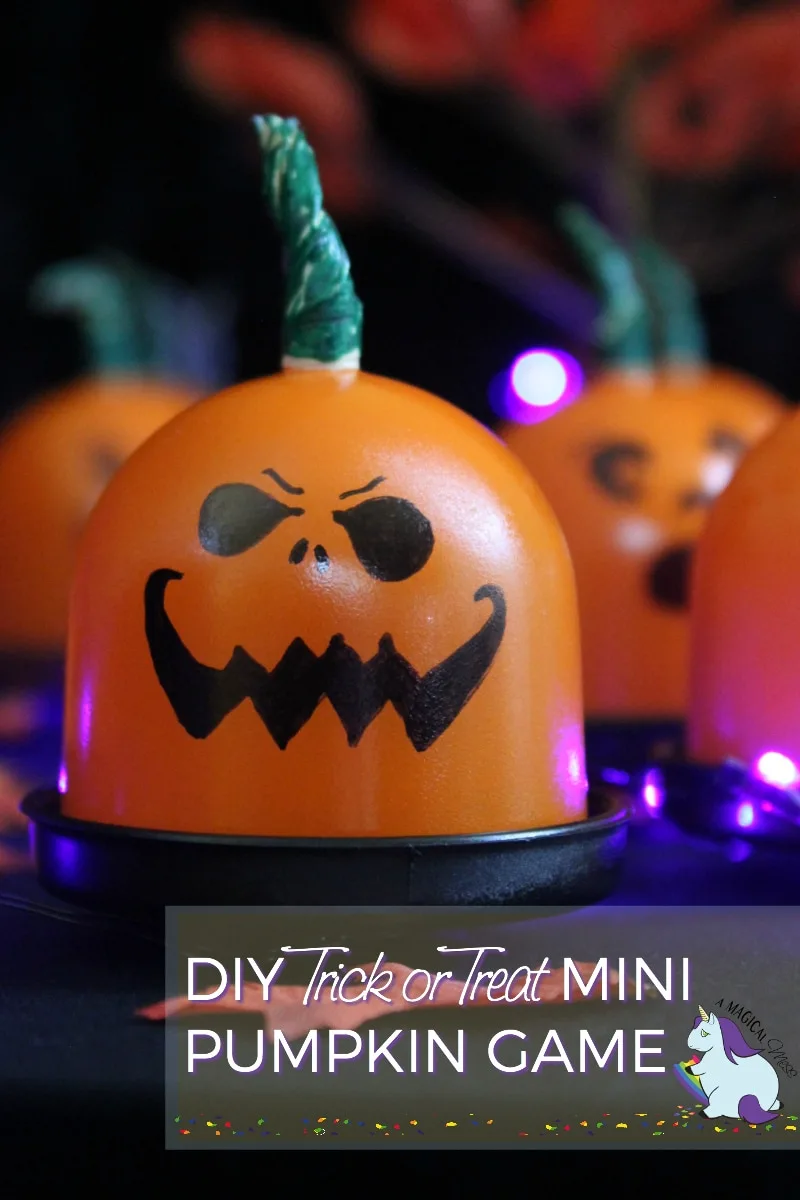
[0,257,195,666]
[500,208,783,728]
[688,402,800,772]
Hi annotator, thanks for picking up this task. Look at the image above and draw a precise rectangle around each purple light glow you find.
[52,837,81,882]
[753,750,800,790]
[601,767,630,787]
[566,748,584,787]
[490,349,584,425]
[735,801,755,829]
[641,768,664,812]
[79,684,93,750]
[57,764,68,795]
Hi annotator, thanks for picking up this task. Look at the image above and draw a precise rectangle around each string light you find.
[490,349,583,424]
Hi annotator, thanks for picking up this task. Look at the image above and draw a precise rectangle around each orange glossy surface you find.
[688,405,800,767]
[502,368,782,720]
[0,377,193,655]
[63,369,587,839]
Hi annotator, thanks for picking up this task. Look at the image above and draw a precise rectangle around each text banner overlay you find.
[164,906,800,1149]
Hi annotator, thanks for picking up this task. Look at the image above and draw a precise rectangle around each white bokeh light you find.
[754,750,800,789]
[613,517,664,554]
[701,453,736,497]
[511,351,568,408]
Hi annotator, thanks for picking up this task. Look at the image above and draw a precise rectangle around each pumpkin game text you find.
[182,947,691,1077]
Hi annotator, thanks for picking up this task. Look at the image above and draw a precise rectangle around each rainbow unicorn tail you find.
[673,1058,706,1104]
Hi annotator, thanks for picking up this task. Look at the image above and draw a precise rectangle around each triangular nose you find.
[289,538,308,564]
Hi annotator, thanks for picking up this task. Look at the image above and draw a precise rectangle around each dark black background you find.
[2,0,797,433]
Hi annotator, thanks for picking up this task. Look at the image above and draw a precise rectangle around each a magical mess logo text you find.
[178,945,692,1077]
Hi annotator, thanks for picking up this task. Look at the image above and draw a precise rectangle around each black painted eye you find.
[332,496,434,582]
[199,484,304,557]
[590,442,652,502]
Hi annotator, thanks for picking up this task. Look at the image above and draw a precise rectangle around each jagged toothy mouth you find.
[648,544,693,610]
[144,568,507,751]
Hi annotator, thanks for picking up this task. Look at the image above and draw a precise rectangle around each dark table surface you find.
[1,726,798,1175]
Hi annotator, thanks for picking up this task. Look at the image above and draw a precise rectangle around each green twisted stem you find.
[29,255,150,375]
[559,203,653,369]
[253,114,363,369]
[634,238,707,367]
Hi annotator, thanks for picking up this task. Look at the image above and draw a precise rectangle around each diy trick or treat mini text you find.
[182,945,691,1077]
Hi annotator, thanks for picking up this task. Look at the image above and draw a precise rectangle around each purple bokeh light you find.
[726,839,752,863]
[753,750,800,790]
[57,764,68,795]
[641,768,664,813]
[600,767,630,787]
[735,801,755,829]
[490,349,584,425]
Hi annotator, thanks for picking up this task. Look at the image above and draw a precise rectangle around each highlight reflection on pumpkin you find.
[501,209,783,722]
[58,115,588,843]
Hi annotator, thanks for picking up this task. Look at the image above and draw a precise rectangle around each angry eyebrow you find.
[338,476,386,500]
[262,468,304,495]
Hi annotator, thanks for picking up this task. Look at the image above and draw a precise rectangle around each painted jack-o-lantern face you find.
[0,378,192,658]
[501,207,784,722]
[146,417,503,754]
[502,369,781,720]
[59,116,587,842]
[63,370,585,839]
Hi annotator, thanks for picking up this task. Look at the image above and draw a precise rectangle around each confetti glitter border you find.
[169,1107,800,1141]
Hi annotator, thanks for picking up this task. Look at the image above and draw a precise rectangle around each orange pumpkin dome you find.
[0,258,195,666]
[23,115,626,909]
[687,407,800,773]
[659,409,800,849]
[0,378,193,658]
[501,209,783,740]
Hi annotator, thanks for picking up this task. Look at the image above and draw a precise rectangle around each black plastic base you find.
[21,788,628,914]
[660,759,800,851]
[585,718,685,786]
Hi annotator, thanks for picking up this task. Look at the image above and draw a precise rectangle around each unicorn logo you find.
[674,1005,782,1124]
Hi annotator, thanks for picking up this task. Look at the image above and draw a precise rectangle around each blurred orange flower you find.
[174,14,374,212]
[508,0,721,110]
[632,9,800,174]
[346,0,515,87]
